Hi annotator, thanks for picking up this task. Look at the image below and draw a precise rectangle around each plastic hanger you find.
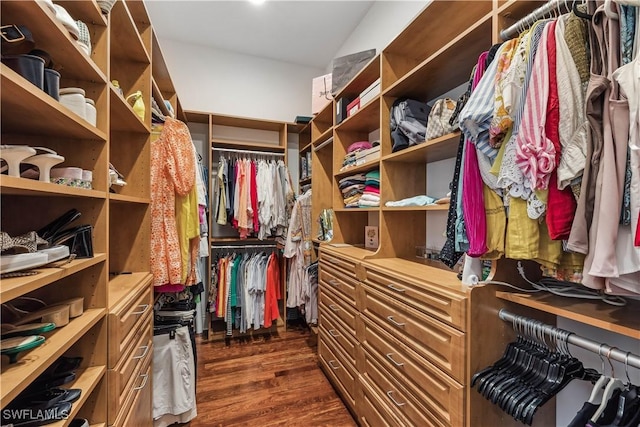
[610,352,640,426]
[589,344,613,404]
[591,348,625,422]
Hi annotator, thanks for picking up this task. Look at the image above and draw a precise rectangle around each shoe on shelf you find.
[0,335,45,364]
[69,419,89,427]
[1,321,56,338]
[0,145,37,177]
[10,387,82,409]
[22,147,65,182]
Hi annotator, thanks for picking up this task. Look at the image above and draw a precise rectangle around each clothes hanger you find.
[589,344,612,404]
[573,0,594,19]
[610,352,640,426]
[591,348,625,422]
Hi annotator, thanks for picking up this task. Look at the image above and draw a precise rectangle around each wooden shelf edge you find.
[108,272,152,310]
[300,141,313,153]
[381,131,461,163]
[0,175,107,199]
[211,139,285,152]
[381,204,449,211]
[109,84,151,134]
[334,159,380,179]
[109,193,150,204]
[0,254,107,302]
[312,128,333,146]
[0,308,106,407]
[48,365,106,427]
[334,207,380,212]
[495,291,640,340]
[334,95,380,132]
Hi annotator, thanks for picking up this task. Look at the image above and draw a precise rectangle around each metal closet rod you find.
[500,0,579,40]
[212,147,285,157]
[211,244,278,249]
[498,309,640,370]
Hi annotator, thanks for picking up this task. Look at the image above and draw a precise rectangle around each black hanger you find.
[573,1,593,20]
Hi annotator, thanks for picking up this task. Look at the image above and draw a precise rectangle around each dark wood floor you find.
[186,328,357,427]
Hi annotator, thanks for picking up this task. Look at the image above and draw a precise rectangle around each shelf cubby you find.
[335,96,381,133]
[108,203,150,274]
[49,366,106,427]
[126,0,153,56]
[381,132,460,164]
[311,102,334,141]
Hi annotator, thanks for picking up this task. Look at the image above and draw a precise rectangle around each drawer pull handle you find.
[328,279,340,286]
[387,316,405,327]
[386,353,404,367]
[328,329,341,338]
[329,304,340,312]
[387,283,405,293]
[133,373,149,391]
[386,390,406,407]
[131,304,150,315]
[328,359,340,370]
[132,345,150,360]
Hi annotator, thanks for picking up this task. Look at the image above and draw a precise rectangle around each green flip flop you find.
[1,322,56,338]
[1,335,45,363]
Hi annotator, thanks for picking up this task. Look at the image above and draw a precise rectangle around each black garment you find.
[227,158,236,223]
[587,389,625,427]
[568,402,599,427]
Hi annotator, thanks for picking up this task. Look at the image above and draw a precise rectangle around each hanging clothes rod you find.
[211,244,278,249]
[500,0,579,40]
[499,309,640,370]
[212,147,285,157]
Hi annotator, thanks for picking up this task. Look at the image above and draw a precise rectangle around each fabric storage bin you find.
[44,69,61,100]
[59,87,86,119]
[2,54,45,89]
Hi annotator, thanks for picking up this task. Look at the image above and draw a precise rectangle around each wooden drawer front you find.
[319,266,356,304]
[319,311,357,363]
[359,377,399,427]
[364,266,466,331]
[362,346,445,427]
[320,252,357,280]
[360,284,466,383]
[360,315,464,427]
[318,338,356,409]
[319,286,357,333]
[108,287,153,367]
[113,357,152,427]
[108,322,152,423]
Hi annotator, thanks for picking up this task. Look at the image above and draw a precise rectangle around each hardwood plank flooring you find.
[185,329,357,427]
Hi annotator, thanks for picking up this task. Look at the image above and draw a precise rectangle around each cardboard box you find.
[365,226,379,250]
[312,73,333,115]
[359,78,381,106]
[347,97,360,118]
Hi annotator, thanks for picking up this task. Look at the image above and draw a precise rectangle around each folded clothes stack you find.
[359,169,380,207]
[338,173,366,208]
[339,141,373,172]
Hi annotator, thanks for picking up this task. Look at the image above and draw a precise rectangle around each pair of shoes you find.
[1,335,46,363]
[2,296,84,330]
[38,209,93,258]
[0,231,70,274]
[0,145,65,181]
[5,379,82,425]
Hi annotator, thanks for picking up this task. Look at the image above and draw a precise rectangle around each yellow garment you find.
[490,128,512,176]
[176,173,200,284]
[506,197,539,259]
[482,185,506,260]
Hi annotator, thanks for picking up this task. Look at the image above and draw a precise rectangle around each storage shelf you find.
[495,291,640,340]
[108,272,152,309]
[109,193,150,204]
[110,0,151,63]
[0,308,106,407]
[184,110,210,124]
[364,257,464,292]
[322,244,374,260]
[211,114,287,131]
[300,141,313,154]
[334,55,381,100]
[334,207,380,212]
[210,237,277,244]
[381,204,449,211]
[152,78,173,118]
[0,254,107,303]
[1,65,108,141]
[109,84,150,133]
[0,176,107,199]
[152,33,177,97]
[55,0,108,27]
[0,1,107,82]
[49,366,106,427]
[335,159,380,179]
[211,139,285,152]
[312,129,334,147]
[383,16,492,101]
[382,132,460,163]
[335,96,380,133]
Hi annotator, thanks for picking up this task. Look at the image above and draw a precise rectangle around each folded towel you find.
[384,195,437,207]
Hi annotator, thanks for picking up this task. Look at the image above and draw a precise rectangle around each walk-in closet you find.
[1,1,638,426]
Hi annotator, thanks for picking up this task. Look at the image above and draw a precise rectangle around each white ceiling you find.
[145,1,375,69]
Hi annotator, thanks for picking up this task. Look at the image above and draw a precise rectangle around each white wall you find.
[157,39,323,122]
[325,1,429,72]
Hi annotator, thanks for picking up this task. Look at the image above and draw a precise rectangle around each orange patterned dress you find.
[150,118,196,288]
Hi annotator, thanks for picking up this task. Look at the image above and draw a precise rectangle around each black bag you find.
[390,98,432,153]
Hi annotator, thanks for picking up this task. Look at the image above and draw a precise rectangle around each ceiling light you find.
[249,0,266,5]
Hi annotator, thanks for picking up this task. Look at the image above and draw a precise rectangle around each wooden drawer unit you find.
[108,321,152,424]
[319,311,358,363]
[362,345,445,427]
[112,357,152,427]
[359,314,465,427]
[320,251,359,280]
[318,334,357,410]
[319,284,357,333]
[359,376,405,427]
[359,283,466,383]
[363,264,467,331]
[319,264,357,304]
[108,283,153,367]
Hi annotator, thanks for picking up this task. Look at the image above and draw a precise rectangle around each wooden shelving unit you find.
[49,366,106,427]
[0,176,107,199]
[334,159,381,179]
